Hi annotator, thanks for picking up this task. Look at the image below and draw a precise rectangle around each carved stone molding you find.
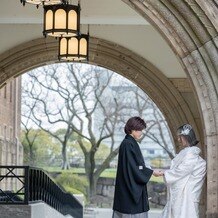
[122,1,218,216]
[169,78,191,93]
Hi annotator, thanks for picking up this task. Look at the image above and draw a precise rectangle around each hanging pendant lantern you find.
[20,0,67,6]
[58,33,89,61]
[43,3,80,38]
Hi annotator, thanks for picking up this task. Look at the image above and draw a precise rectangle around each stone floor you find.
[84,208,162,218]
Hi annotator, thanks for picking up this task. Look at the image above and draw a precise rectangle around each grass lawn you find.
[44,167,164,183]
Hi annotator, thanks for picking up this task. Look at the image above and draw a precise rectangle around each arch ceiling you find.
[0,36,197,144]
[0,0,185,78]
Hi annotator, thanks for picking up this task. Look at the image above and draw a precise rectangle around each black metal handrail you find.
[0,166,83,218]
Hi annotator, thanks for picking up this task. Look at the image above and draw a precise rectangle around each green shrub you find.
[55,172,88,197]
[64,186,83,195]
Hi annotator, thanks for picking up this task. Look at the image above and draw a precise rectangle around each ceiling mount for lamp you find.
[59,33,89,62]
[43,2,80,38]
[20,0,67,6]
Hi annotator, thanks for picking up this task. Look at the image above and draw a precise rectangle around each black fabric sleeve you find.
[121,141,153,203]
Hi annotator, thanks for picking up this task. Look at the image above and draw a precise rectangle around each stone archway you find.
[0,35,215,217]
[0,35,207,214]
[0,36,199,146]
[121,1,218,217]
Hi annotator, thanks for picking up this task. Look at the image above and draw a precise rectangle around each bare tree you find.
[22,68,74,169]
[21,84,40,166]
[110,84,175,159]
[22,64,123,198]
[133,89,175,159]
[145,104,175,159]
[21,121,39,166]
[22,63,175,199]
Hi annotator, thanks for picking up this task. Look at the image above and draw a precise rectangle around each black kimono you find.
[113,134,153,214]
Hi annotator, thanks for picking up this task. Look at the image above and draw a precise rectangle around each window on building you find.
[148,149,155,154]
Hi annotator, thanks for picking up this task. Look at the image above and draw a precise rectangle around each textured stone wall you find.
[0,203,71,218]
[121,1,218,216]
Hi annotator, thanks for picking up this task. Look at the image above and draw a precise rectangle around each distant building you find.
[0,78,23,189]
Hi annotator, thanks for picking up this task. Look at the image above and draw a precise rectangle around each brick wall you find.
[0,77,23,189]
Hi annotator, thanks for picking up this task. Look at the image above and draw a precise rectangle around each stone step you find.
[84,208,162,218]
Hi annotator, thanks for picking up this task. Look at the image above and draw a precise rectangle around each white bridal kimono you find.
[161,146,206,218]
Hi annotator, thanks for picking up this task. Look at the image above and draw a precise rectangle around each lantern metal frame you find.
[20,0,67,7]
[58,33,89,62]
[43,3,80,38]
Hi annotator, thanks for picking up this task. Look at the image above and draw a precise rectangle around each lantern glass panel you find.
[69,38,79,54]
[55,9,66,29]
[68,10,77,30]
[60,38,67,55]
[45,10,53,30]
[80,38,87,55]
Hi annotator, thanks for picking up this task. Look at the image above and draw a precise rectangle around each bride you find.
[161,124,206,218]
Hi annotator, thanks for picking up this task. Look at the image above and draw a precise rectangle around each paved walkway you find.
[84,208,162,218]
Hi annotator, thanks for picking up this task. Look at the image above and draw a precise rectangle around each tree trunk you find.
[62,143,69,169]
[85,152,97,200]
[29,145,34,166]
[89,174,97,198]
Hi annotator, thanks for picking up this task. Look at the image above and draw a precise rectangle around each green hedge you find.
[55,172,88,198]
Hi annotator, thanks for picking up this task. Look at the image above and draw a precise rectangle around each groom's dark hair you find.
[124,116,146,135]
